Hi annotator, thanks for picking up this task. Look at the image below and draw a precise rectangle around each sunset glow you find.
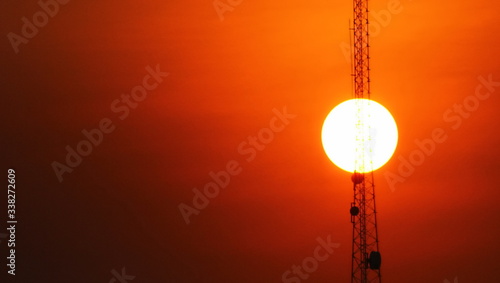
[322,99,398,173]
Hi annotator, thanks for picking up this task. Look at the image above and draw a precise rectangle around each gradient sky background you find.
[2,0,500,282]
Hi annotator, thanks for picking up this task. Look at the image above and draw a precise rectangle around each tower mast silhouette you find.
[349,0,383,282]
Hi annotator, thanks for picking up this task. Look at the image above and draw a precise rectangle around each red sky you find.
[2,0,500,282]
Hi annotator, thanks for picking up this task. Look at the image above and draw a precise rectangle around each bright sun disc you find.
[321,99,398,173]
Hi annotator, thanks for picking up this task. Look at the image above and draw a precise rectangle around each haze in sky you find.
[1,0,500,282]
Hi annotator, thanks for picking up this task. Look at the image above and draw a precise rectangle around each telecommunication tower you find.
[349,0,383,282]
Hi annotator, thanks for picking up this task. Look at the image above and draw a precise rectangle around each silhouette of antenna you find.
[349,0,382,282]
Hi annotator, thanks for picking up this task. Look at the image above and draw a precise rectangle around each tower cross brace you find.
[349,0,382,282]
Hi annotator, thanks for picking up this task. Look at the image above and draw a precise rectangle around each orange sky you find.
[2,0,500,282]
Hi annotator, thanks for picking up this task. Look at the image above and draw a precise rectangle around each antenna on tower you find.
[349,0,383,282]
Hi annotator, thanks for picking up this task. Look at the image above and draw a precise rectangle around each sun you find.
[321,98,398,173]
